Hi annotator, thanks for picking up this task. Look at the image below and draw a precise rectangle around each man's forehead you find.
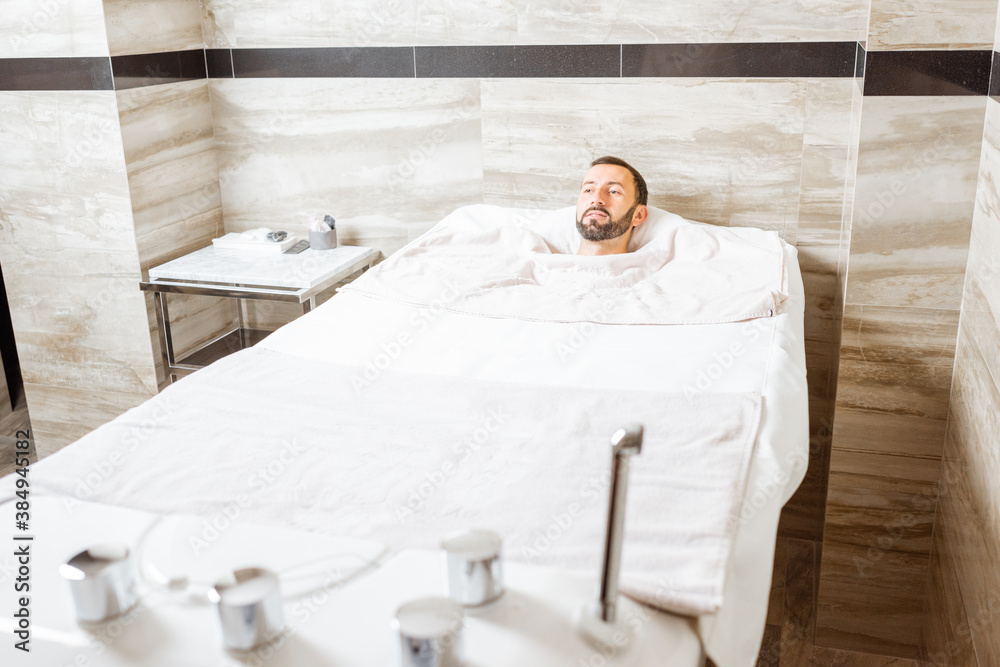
[582,164,634,190]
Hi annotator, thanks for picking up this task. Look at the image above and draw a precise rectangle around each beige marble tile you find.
[103,0,204,56]
[0,0,109,57]
[210,78,482,261]
[834,305,958,420]
[198,0,865,46]
[964,99,1000,387]
[995,0,1000,49]
[922,502,977,667]
[816,541,926,657]
[117,81,221,261]
[831,407,947,460]
[840,305,960,366]
[481,78,805,237]
[846,96,985,309]
[0,91,157,456]
[417,0,517,44]
[938,449,1000,667]
[868,0,997,50]
[922,323,1000,666]
[515,0,862,44]
[25,383,152,459]
[200,0,235,47]
[201,0,418,48]
[823,503,934,555]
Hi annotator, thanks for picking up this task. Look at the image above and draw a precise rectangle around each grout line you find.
[229,48,235,78]
[619,44,622,77]
[412,47,417,78]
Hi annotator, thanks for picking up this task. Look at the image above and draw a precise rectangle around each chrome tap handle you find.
[597,424,644,624]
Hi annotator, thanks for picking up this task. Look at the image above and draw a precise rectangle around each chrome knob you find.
[208,567,285,651]
[442,528,504,606]
[393,596,464,667]
[59,542,139,624]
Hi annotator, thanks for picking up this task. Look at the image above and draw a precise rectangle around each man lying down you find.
[574,156,649,257]
[341,155,788,327]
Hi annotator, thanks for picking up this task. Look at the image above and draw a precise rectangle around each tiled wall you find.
[200,0,866,46]
[921,60,1000,667]
[0,90,158,455]
[107,0,235,384]
[2,0,1000,660]
[815,0,998,658]
[117,80,233,382]
[868,0,997,50]
[0,0,156,456]
[0,0,108,57]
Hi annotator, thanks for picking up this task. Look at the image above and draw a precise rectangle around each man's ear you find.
[631,205,649,228]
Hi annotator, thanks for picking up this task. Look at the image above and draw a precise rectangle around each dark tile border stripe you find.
[863,49,991,96]
[111,50,206,90]
[4,44,1000,97]
[0,57,112,91]
[232,47,413,78]
[623,42,856,78]
[206,48,234,79]
[415,44,620,77]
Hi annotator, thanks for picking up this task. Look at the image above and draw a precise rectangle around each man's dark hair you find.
[591,156,648,207]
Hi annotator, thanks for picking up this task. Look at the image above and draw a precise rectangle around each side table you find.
[140,244,379,384]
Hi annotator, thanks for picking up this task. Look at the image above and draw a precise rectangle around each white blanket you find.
[28,346,761,617]
[341,205,788,325]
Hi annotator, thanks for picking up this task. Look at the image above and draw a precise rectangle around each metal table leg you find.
[152,291,177,384]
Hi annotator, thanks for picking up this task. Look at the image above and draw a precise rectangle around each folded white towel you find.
[27,347,761,616]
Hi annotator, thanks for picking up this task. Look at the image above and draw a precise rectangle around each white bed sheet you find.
[256,242,810,666]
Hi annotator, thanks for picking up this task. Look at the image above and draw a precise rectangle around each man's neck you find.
[577,232,631,256]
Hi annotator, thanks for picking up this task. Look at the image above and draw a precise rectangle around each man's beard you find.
[576,203,638,242]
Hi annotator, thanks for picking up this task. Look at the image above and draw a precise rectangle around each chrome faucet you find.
[597,424,643,624]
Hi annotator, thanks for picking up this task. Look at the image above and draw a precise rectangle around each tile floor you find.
[753,537,929,666]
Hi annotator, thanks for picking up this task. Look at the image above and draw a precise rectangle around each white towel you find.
[26,347,761,616]
[340,204,787,325]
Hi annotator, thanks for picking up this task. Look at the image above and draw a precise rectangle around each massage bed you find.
[1,205,808,666]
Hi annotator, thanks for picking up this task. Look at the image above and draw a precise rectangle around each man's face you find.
[576,164,640,242]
